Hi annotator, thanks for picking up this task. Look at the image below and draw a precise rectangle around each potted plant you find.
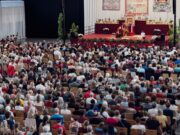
[70,22,79,39]
[58,13,64,39]
[168,24,180,47]
[69,23,79,44]
[177,19,180,47]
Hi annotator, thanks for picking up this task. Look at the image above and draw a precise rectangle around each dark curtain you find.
[24,0,84,38]
[24,0,62,38]
[64,0,84,34]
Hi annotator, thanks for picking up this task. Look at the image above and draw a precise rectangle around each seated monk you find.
[122,22,129,36]
[116,23,129,37]
[116,26,123,38]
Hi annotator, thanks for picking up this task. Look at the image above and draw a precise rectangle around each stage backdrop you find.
[84,0,180,34]
[103,0,120,10]
[125,0,148,15]
[153,0,171,12]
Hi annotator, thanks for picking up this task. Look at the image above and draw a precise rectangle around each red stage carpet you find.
[79,33,169,48]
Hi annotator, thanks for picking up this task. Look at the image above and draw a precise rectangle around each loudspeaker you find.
[173,0,176,14]
[161,34,165,42]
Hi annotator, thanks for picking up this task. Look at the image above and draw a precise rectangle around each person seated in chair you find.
[51,108,64,126]
[131,117,146,134]
[116,26,123,38]
[118,114,131,135]
[122,22,129,36]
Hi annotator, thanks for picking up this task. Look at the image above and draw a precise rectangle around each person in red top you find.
[150,76,157,86]
[52,123,66,135]
[105,111,119,126]
[83,90,96,99]
[7,61,16,77]
[116,26,123,38]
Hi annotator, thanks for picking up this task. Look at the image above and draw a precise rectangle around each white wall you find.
[176,0,180,26]
[84,0,180,34]
[0,0,25,39]
[84,0,97,34]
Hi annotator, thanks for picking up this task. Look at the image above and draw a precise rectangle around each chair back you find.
[125,113,134,120]
[127,119,136,125]
[14,110,24,117]
[145,129,157,135]
[116,127,128,135]
[63,115,72,121]
[131,129,143,135]
[14,117,24,126]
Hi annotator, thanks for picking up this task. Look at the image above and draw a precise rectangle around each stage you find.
[77,33,170,48]
[83,34,157,41]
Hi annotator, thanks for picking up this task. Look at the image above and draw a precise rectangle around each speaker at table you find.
[153,29,161,35]
[161,34,165,42]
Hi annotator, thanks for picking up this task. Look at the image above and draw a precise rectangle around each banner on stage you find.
[153,0,171,12]
[125,0,148,15]
[103,0,120,10]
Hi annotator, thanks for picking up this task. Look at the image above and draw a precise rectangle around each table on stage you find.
[95,20,125,34]
[134,20,170,35]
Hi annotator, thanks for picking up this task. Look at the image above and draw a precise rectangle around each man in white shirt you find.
[148,104,158,117]
[60,103,71,115]
[15,102,24,111]
[131,117,146,134]
[86,93,97,104]
[54,48,62,59]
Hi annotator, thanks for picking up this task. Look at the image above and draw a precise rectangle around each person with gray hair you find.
[50,108,64,126]
[60,103,71,115]
[57,97,64,109]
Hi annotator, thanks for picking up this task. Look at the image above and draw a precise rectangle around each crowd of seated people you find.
[0,35,179,135]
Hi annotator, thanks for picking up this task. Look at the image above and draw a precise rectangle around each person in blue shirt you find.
[174,65,180,73]
[5,111,15,130]
[50,108,64,126]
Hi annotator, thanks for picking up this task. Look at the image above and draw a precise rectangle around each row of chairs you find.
[93,125,157,135]
[13,103,161,135]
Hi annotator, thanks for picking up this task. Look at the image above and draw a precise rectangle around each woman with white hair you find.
[60,103,71,115]
[27,101,37,118]
[40,116,52,135]
[56,97,64,109]
[131,75,139,84]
